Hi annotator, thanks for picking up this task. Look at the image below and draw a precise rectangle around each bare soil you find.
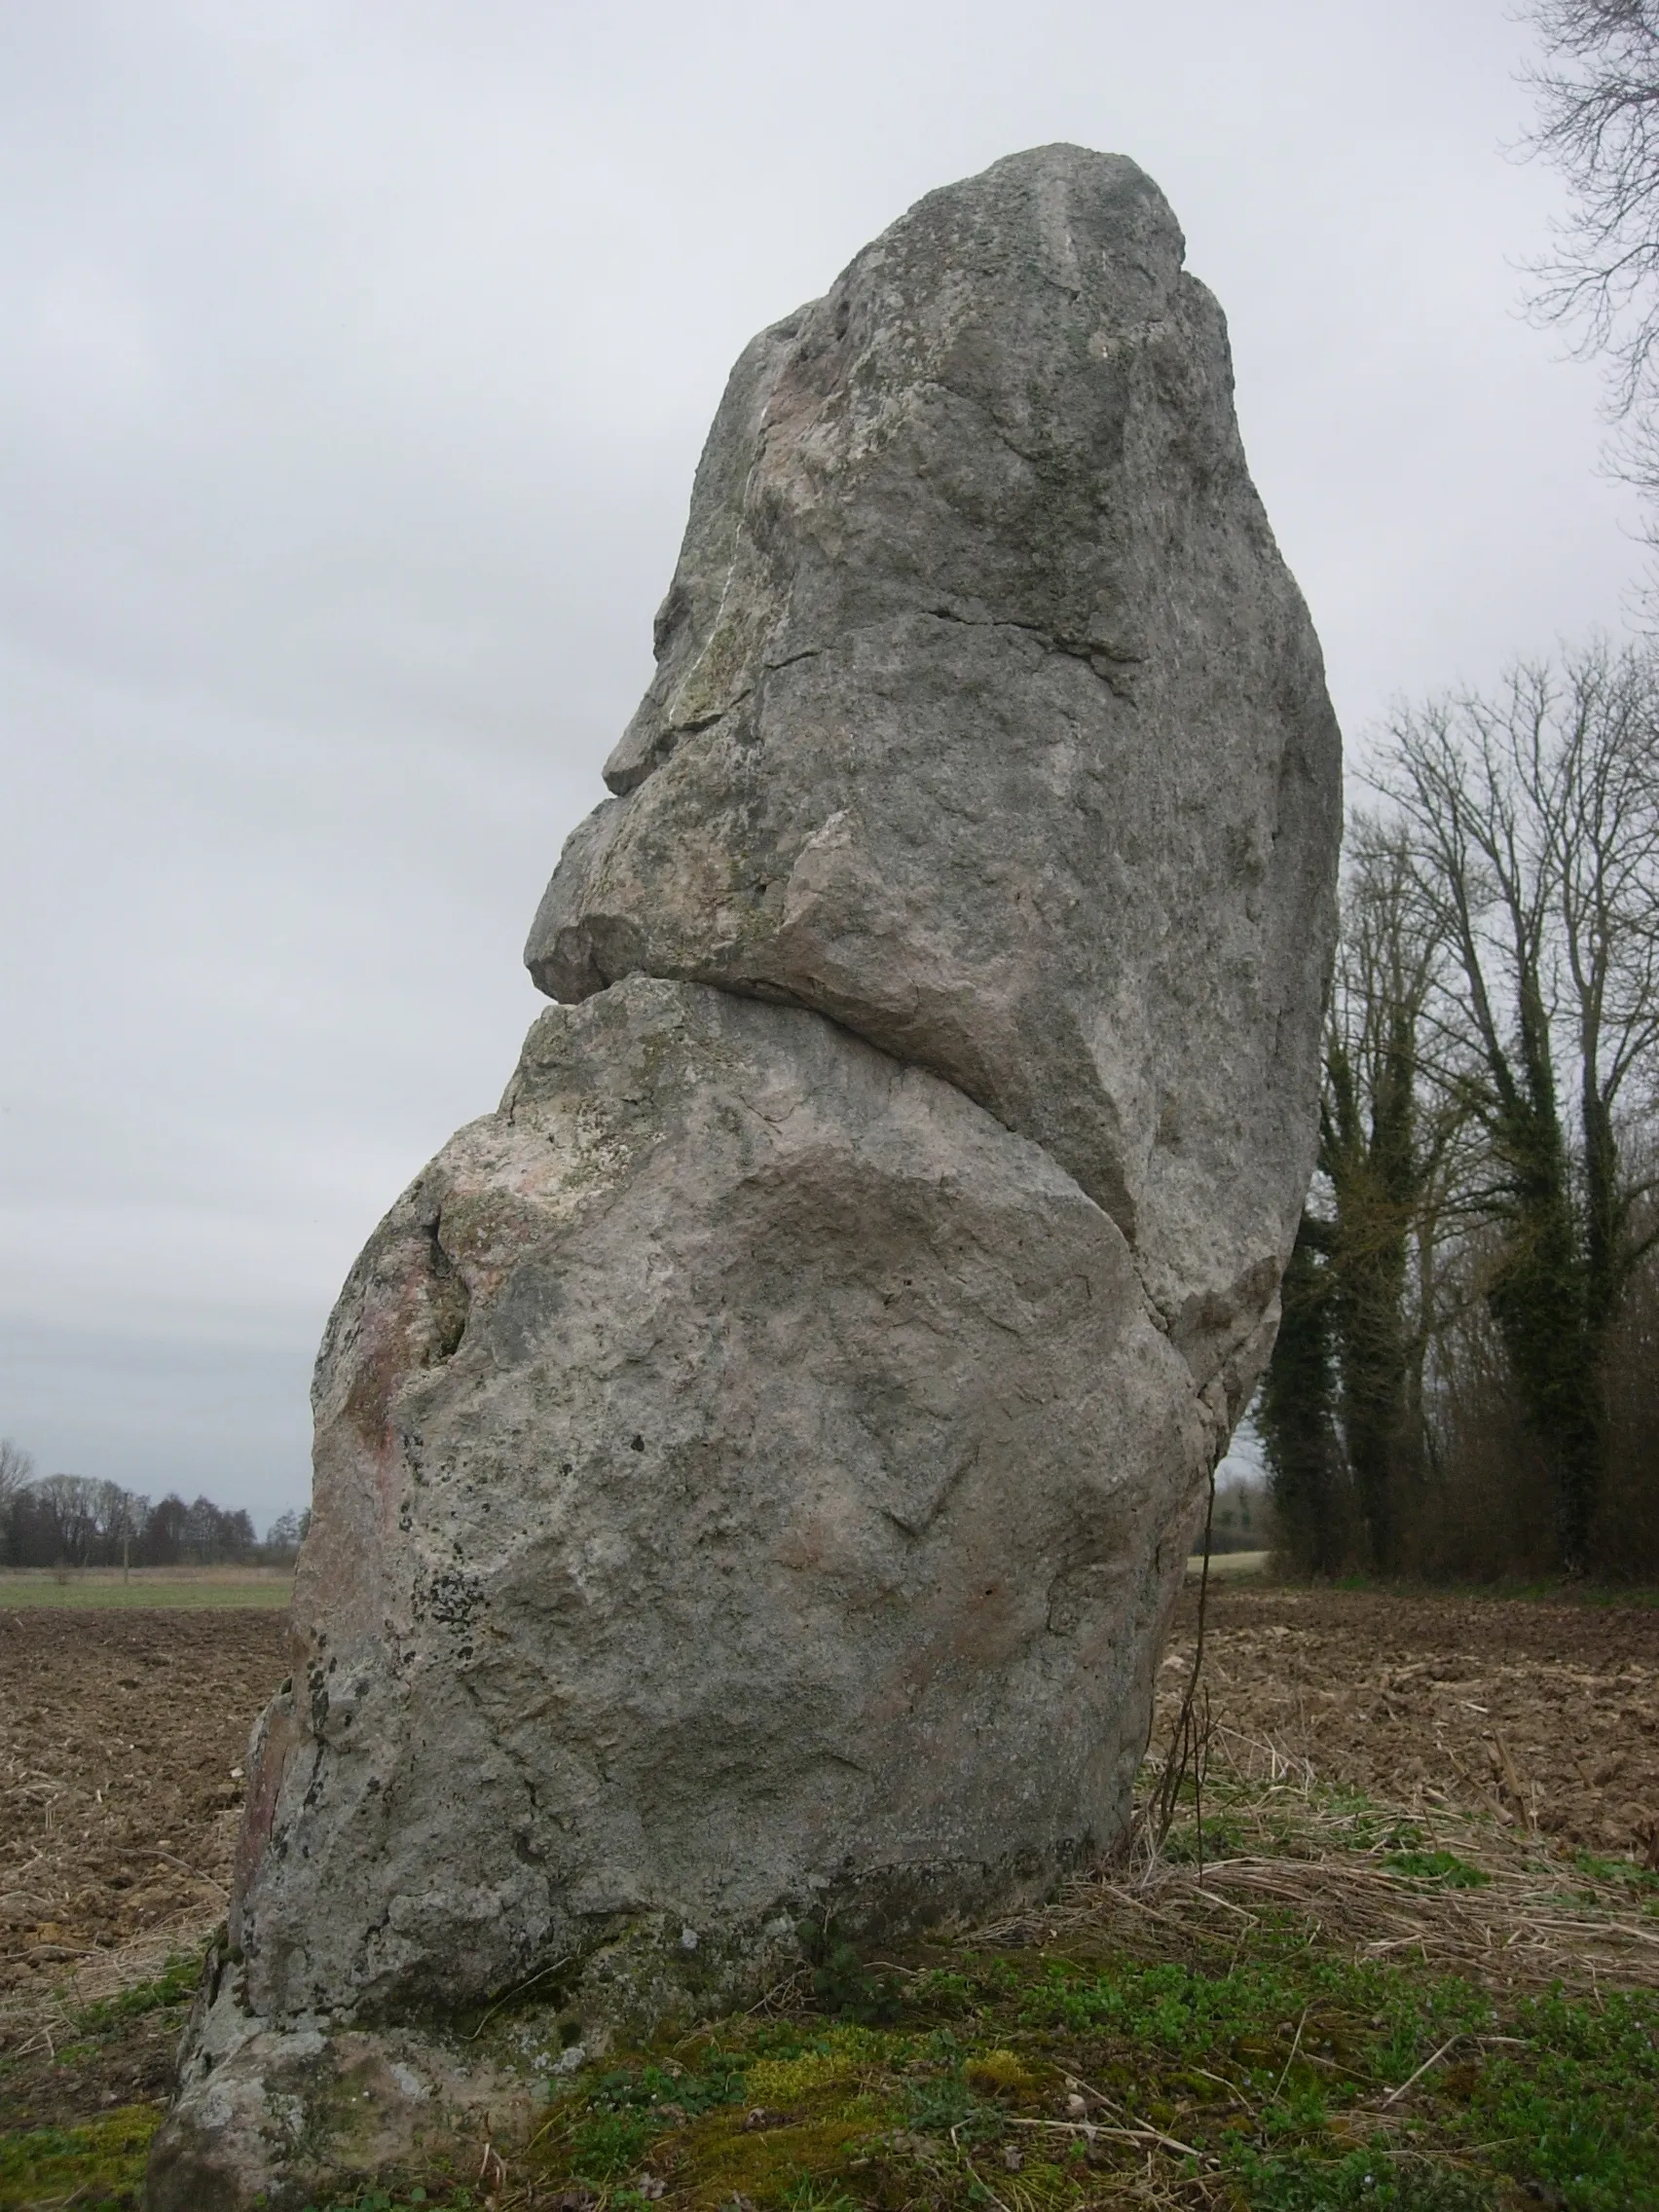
[0,1607,289,2002]
[1162,1580,1659,1858]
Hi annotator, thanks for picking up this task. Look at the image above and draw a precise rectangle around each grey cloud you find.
[0,0,1642,1515]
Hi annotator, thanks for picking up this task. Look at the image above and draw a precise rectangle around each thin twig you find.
[1271,2005,1309,2102]
[1381,2033,1465,2107]
[1002,2114,1212,2163]
[464,1956,572,2041]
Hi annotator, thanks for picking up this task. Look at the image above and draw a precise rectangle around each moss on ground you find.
[295,1901,1659,2212]
[0,1953,201,2207]
[0,2105,161,2211]
[9,1797,1659,2210]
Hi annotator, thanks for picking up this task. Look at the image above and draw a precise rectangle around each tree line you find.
[1259,640,1659,1581]
[0,1437,308,1569]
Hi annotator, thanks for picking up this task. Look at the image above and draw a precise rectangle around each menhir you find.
[149,144,1340,2211]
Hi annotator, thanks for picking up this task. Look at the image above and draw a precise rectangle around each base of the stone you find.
[147,1843,1123,2210]
[145,1912,811,2212]
[144,1961,535,2212]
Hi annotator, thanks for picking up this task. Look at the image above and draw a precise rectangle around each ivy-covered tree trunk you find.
[1258,1216,1346,1577]
[1485,1020,1602,1571]
[1323,1015,1421,1572]
[1312,821,1442,1574]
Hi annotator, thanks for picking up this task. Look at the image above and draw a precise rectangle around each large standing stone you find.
[527,144,1340,1367]
[149,144,1340,2210]
[150,980,1225,2207]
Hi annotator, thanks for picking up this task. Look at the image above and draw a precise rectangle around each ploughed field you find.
[1167,1584,1659,1861]
[6,1589,1659,2049]
[7,1585,1659,2209]
[0,1606,288,2121]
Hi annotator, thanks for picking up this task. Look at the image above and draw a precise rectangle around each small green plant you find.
[587,2056,747,2116]
[567,2108,657,2180]
[1161,1814,1246,1863]
[780,2182,862,2212]
[1382,1849,1492,1888]
[72,1951,203,2033]
[902,2070,977,2135]
[559,2053,755,2181]
[1571,1847,1659,1890]
[795,1917,901,2024]
[1226,2143,1490,2209]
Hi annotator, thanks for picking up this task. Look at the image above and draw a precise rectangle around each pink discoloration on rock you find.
[229,1693,303,1951]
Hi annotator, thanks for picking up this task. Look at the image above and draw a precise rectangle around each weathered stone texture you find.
[236,979,1213,2022]
[527,145,1340,1362]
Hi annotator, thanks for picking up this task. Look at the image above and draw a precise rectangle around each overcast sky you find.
[0,2,1644,1530]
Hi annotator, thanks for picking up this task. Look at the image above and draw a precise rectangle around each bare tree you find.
[1523,3,1659,494]
[27,1473,102,1566]
[0,1437,34,1563]
[0,1435,33,1510]
[1540,645,1659,1327]
[1378,642,1659,1568]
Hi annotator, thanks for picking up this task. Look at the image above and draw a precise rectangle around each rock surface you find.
[148,1945,541,2212]
[240,978,1212,2022]
[149,144,1339,2209]
[527,144,1340,1355]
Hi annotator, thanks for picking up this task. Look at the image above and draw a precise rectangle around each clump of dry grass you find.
[1005,1713,1659,2003]
[0,1909,213,2065]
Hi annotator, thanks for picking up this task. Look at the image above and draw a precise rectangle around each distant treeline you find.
[0,1438,307,1569]
[1204,1474,1272,1557]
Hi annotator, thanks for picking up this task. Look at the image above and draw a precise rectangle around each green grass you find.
[0,1954,204,2206]
[532,1948,1657,2212]
[1186,1548,1272,1578]
[265,1860,1659,2212]
[71,1953,204,2033]
[0,1569,291,1609]
[1567,1848,1659,1893]
[1381,1849,1492,1889]
[1329,1572,1659,1608]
